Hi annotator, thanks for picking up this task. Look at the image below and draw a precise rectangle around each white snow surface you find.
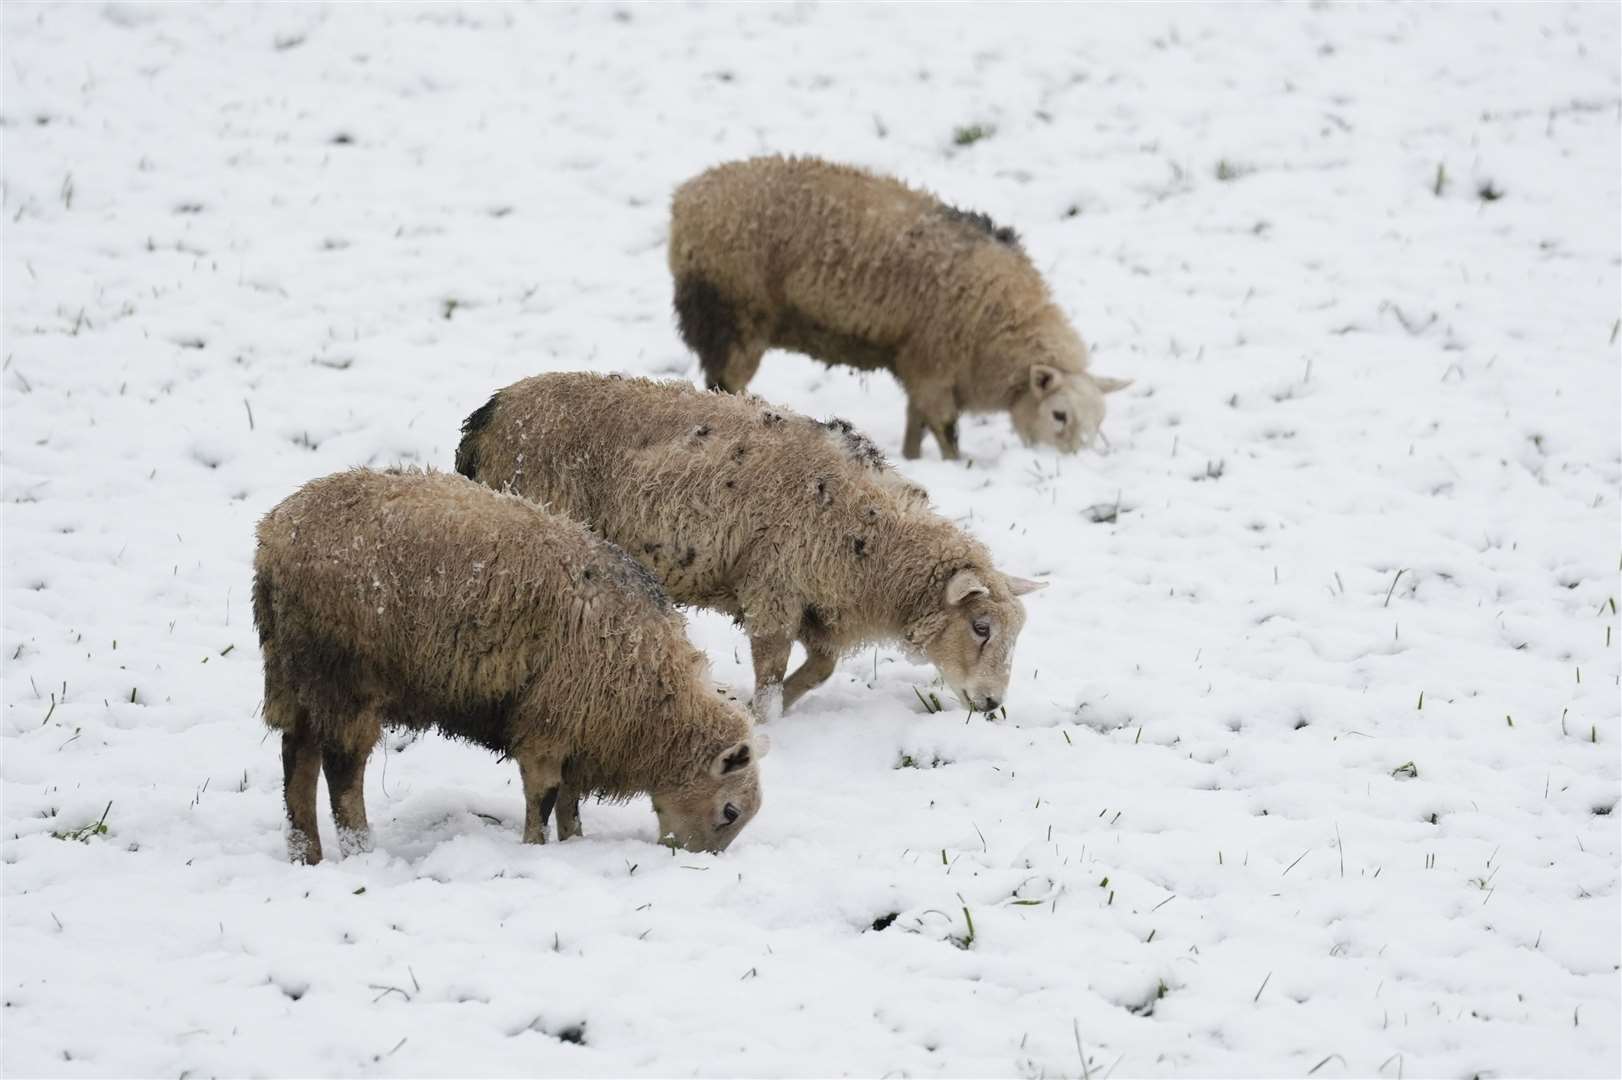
[4,4,1620,1077]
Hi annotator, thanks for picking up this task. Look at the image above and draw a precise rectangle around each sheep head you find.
[906,568,1046,712]
[1012,363,1131,453]
[652,730,770,853]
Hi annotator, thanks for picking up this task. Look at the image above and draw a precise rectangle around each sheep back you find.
[457,374,988,647]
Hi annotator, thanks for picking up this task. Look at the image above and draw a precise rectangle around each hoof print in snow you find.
[1127,979,1170,1016]
[511,1016,586,1045]
[274,979,309,1002]
[1083,498,1127,524]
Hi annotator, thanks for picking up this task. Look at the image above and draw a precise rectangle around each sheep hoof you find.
[287,829,322,865]
[335,826,373,858]
[749,684,783,724]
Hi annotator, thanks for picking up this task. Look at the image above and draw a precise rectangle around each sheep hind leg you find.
[555,778,583,840]
[675,275,759,392]
[515,746,565,844]
[902,401,927,460]
[322,741,375,858]
[713,337,768,394]
[783,641,839,712]
[281,712,323,865]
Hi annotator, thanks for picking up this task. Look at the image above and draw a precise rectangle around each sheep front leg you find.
[748,632,792,723]
[515,747,565,845]
[928,415,961,460]
[905,386,961,460]
[783,640,839,712]
[281,713,323,864]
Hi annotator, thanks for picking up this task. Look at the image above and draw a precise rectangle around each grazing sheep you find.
[252,467,766,864]
[456,373,1046,720]
[668,155,1131,460]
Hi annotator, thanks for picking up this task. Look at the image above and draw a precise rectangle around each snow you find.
[3,2,1619,1076]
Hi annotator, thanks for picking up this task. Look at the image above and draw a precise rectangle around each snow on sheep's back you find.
[3,3,1618,1077]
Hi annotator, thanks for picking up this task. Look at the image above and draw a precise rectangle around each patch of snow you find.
[4,3,1618,1076]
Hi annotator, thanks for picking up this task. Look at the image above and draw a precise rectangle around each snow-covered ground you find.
[4,3,1619,1076]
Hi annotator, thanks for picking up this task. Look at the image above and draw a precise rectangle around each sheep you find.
[251,467,766,864]
[455,373,1046,721]
[667,154,1132,460]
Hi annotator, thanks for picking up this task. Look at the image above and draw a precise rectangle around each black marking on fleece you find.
[455,391,502,479]
[940,203,1021,249]
[821,417,888,471]
[594,542,671,611]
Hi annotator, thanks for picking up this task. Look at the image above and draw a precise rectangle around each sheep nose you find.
[981,696,1001,711]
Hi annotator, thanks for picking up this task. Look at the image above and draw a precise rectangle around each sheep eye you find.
[971,618,991,641]
[721,803,740,826]
[1052,410,1068,424]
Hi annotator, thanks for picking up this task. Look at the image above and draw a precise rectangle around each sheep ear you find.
[1094,375,1133,394]
[712,740,755,777]
[1004,573,1048,597]
[946,569,989,606]
[1029,364,1063,395]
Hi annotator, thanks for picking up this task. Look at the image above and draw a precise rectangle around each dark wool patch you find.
[677,546,697,569]
[673,275,740,384]
[274,605,521,754]
[776,307,898,373]
[821,417,888,470]
[802,605,829,635]
[850,536,867,558]
[252,568,276,647]
[598,546,671,610]
[536,785,559,826]
[761,410,784,426]
[940,203,1021,249]
[455,392,502,479]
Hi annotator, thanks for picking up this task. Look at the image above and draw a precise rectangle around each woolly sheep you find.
[455,373,1046,720]
[252,467,766,863]
[668,155,1131,460]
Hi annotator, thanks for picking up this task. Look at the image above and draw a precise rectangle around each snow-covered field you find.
[4,3,1619,1076]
